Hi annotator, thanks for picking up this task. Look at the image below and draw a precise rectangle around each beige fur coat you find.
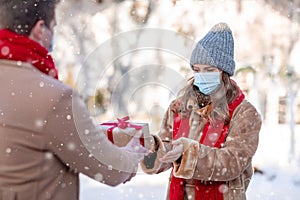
[141,87,262,200]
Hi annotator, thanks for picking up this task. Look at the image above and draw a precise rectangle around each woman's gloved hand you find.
[159,139,183,163]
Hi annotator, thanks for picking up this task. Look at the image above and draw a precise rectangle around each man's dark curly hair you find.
[0,0,59,35]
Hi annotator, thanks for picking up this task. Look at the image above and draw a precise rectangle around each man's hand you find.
[121,130,149,184]
[121,130,149,161]
[159,139,183,163]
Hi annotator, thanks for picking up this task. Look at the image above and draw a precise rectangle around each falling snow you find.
[39,81,45,87]
[84,129,90,135]
[16,61,22,66]
[1,46,9,56]
[45,152,53,160]
[35,119,44,128]
[94,173,104,182]
[67,142,76,151]
[5,148,12,154]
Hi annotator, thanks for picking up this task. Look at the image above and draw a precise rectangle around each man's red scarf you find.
[170,85,245,200]
[0,29,58,79]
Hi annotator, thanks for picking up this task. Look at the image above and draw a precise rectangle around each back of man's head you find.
[0,0,59,36]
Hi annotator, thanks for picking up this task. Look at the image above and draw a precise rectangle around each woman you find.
[141,23,262,200]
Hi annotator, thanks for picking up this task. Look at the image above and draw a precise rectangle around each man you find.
[0,1,146,199]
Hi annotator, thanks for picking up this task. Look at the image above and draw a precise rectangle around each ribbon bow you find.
[116,116,143,130]
[101,116,142,130]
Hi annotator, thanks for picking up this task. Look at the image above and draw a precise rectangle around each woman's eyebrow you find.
[205,66,217,70]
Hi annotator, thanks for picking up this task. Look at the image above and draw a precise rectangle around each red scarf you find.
[170,86,245,200]
[0,29,58,79]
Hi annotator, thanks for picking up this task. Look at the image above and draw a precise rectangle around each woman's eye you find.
[208,69,218,72]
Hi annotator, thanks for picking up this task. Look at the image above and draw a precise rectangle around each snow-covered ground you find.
[80,124,300,199]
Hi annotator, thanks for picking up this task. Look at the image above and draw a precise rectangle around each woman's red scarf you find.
[170,85,245,200]
[0,29,58,79]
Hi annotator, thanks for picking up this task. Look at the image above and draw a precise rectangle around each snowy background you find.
[51,0,300,199]
[79,124,300,200]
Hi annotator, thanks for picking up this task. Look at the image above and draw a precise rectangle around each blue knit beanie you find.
[190,23,235,76]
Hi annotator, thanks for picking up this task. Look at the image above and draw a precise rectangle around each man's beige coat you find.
[0,60,139,200]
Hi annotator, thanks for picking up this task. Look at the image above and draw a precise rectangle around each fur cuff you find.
[173,137,199,179]
[140,135,166,174]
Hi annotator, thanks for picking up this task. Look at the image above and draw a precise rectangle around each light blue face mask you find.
[193,72,220,95]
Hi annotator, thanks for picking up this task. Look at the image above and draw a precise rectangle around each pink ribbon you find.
[101,116,143,130]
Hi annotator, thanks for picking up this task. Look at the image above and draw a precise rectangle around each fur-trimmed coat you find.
[141,85,262,200]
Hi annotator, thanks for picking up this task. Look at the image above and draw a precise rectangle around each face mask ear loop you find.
[48,37,54,52]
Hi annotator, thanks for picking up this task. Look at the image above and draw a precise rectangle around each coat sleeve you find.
[173,101,262,181]
[140,104,175,174]
[43,88,140,186]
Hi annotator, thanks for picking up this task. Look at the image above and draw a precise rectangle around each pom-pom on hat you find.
[190,22,235,76]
